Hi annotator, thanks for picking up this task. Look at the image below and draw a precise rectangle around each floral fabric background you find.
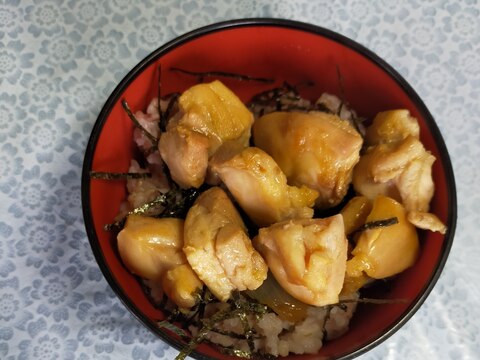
[0,0,479,359]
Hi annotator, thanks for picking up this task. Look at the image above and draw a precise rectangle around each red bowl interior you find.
[82,19,456,360]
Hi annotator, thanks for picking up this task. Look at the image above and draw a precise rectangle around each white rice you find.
[146,280,357,357]
[196,298,358,357]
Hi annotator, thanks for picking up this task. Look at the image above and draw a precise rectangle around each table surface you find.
[1,1,479,359]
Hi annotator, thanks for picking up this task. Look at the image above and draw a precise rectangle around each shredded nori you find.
[339,297,409,305]
[157,64,179,132]
[157,291,269,360]
[359,217,399,231]
[157,64,163,128]
[248,81,331,117]
[121,99,159,145]
[160,93,179,133]
[103,187,202,231]
[158,187,203,219]
[157,320,190,340]
[89,171,152,180]
[170,67,275,84]
[336,65,346,117]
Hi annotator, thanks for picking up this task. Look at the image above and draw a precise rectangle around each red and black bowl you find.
[81,18,456,360]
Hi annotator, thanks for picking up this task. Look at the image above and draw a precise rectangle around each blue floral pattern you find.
[19,65,62,114]
[1,1,478,359]
[39,30,86,72]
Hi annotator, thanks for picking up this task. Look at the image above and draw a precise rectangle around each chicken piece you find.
[365,109,420,146]
[340,196,372,235]
[351,146,400,202]
[354,109,442,214]
[253,111,362,209]
[206,139,248,185]
[341,272,371,296]
[117,215,202,308]
[117,216,186,279]
[396,151,436,212]
[254,215,348,307]
[353,135,436,213]
[347,196,419,279]
[159,81,253,188]
[211,147,319,227]
[407,210,447,234]
[178,80,253,153]
[368,136,426,183]
[162,264,203,309]
[183,187,267,301]
[159,125,210,188]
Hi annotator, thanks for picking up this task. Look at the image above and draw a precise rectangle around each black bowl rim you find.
[81,18,457,360]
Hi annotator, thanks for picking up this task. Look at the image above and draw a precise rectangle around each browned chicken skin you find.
[159,81,253,188]
[352,110,446,233]
[253,111,363,209]
[183,187,268,301]
[254,215,348,307]
[117,216,202,309]
[212,147,319,227]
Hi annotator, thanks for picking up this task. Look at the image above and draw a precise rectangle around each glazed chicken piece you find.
[353,110,440,216]
[407,210,447,234]
[117,215,202,309]
[211,147,319,227]
[253,111,363,209]
[159,125,210,188]
[159,80,253,188]
[206,139,248,185]
[183,187,267,302]
[346,196,420,279]
[254,215,348,307]
[353,110,447,235]
[353,136,435,211]
[364,109,420,146]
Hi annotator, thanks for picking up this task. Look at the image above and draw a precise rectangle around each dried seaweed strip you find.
[90,171,152,180]
[157,64,164,129]
[195,287,216,320]
[170,67,275,84]
[174,293,268,360]
[158,320,190,340]
[103,192,170,231]
[321,305,334,339]
[208,327,260,340]
[232,292,256,353]
[122,99,159,145]
[360,217,399,231]
[249,82,318,117]
[160,93,180,133]
[158,187,202,219]
[313,101,334,114]
[339,297,409,305]
[106,185,203,231]
[180,288,217,330]
[201,340,253,359]
[336,65,346,117]
[175,307,237,360]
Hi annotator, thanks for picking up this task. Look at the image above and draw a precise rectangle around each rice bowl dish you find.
[82,19,456,360]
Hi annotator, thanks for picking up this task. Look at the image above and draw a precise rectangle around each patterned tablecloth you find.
[1,1,479,359]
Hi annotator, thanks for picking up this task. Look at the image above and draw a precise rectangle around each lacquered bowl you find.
[82,19,456,360]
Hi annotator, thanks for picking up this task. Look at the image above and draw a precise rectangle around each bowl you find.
[82,18,456,359]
